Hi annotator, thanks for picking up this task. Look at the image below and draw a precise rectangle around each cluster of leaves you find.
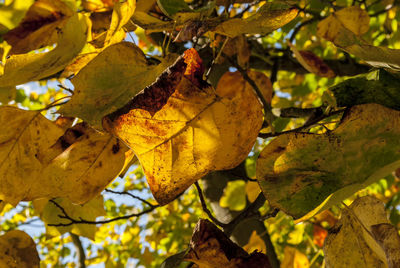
[1,0,400,267]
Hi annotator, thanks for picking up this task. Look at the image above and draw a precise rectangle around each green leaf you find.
[257,104,400,220]
[219,180,246,211]
[157,0,191,17]
[331,69,400,110]
[160,249,189,268]
[59,42,178,128]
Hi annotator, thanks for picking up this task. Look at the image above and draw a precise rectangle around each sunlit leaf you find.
[34,195,105,240]
[257,104,400,220]
[243,231,267,254]
[0,0,34,34]
[0,107,131,205]
[214,2,298,37]
[59,42,178,128]
[220,180,246,211]
[4,0,74,54]
[281,246,309,268]
[103,49,263,204]
[0,13,88,87]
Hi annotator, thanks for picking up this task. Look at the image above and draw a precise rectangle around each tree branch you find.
[48,200,159,226]
[70,233,86,268]
[104,188,155,207]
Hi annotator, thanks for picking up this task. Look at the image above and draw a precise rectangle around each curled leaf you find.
[103,50,263,204]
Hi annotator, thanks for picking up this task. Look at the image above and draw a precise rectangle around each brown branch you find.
[48,200,159,227]
[104,188,155,207]
[194,182,228,228]
[70,233,86,268]
[259,108,345,139]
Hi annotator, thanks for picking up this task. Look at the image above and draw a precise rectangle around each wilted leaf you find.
[4,0,74,54]
[331,69,400,111]
[34,195,105,240]
[0,0,34,34]
[220,180,247,211]
[257,104,400,220]
[214,2,298,37]
[0,13,88,87]
[103,49,263,205]
[324,196,391,268]
[184,219,272,267]
[281,246,309,268]
[288,42,335,78]
[59,42,178,128]
[0,107,131,205]
[0,230,40,268]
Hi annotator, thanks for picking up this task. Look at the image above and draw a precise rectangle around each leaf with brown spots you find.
[0,107,132,205]
[0,230,40,268]
[256,104,400,221]
[0,13,88,88]
[103,49,263,205]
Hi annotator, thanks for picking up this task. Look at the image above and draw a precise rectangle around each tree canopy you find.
[1,0,400,267]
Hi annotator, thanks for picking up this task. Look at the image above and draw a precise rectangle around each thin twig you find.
[258,108,345,139]
[194,182,228,227]
[48,200,159,226]
[104,189,155,207]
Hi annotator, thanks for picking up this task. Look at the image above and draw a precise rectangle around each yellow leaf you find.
[243,231,267,254]
[333,6,370,36]
[0,12,88,87]
[0,107,131,205]
[220,180,246,211]
[215,2,298,37]
[4,0,74,54]
[34,195,105,240]
[281,246,309,268]
[324,196,391,267]
[103,49,263,205]
[0,230,40,268]
[59,42,178,128]
[104,0,136,45]
[246,181,261,203]
[0,0,35,34]
[0,86,15,104]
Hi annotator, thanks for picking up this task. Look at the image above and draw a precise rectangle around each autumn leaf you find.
[288,42,335,78]
[0,107,131,205]
[281,246,309,268]
[0,12,88,87]
[103,49,263,205]
[257,104,400,220]
[324,196,394,267]
[313,225,328,248]
[214,2,298,37]
[59,42,178,128]
[4,0,74,54]
[0,0,34,35]
[184,219,272,267]
[331,69,400,111]
[34,195,105,240]
[243,231,267,254]
[0,230,40,268]
[317,6,400,72]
